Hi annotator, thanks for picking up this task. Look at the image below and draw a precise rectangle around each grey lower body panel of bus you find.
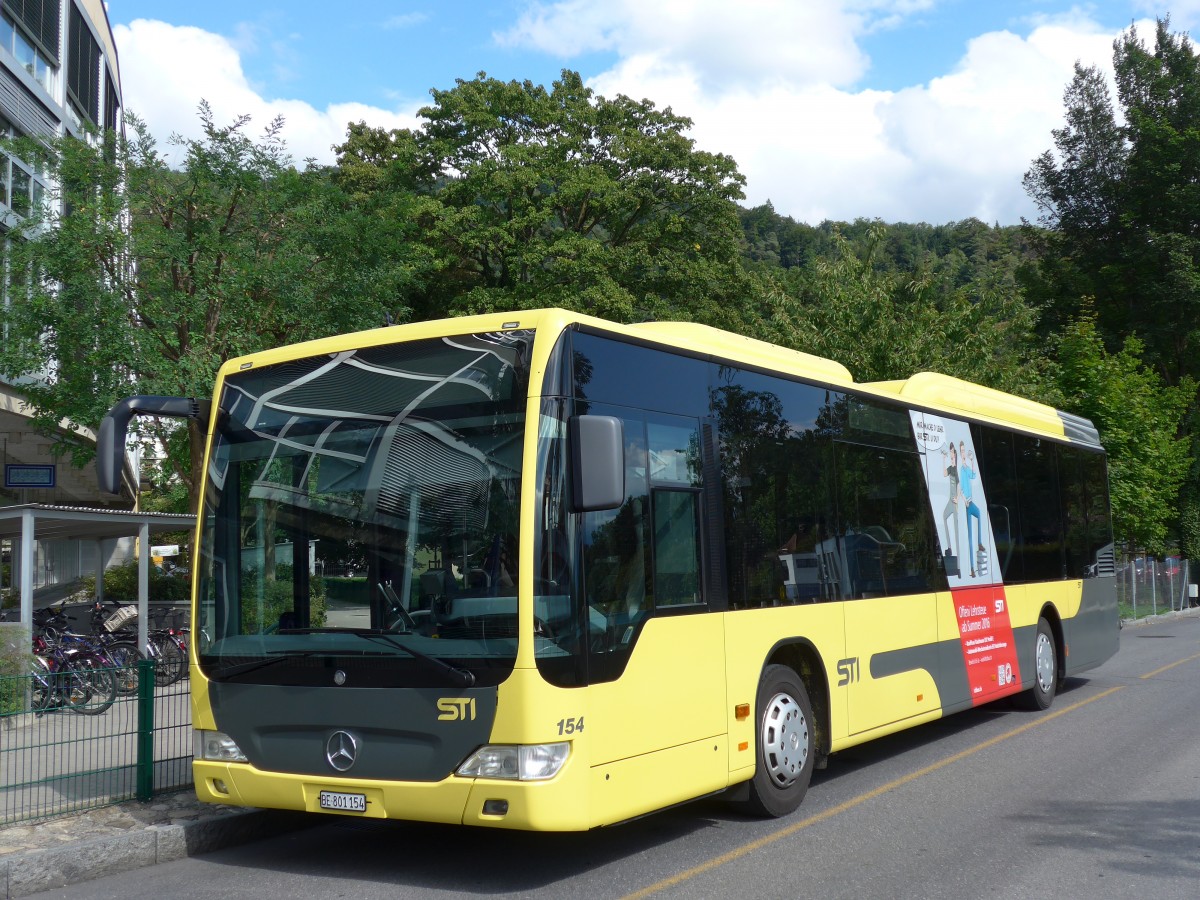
[209,682,498,782]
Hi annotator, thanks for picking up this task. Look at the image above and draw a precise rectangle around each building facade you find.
[0,0,129,598]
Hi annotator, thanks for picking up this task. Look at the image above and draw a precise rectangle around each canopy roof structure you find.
[0,504,194,651]
[0,504,192,542]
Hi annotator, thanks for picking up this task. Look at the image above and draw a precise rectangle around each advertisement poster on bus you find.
[910,411,1023,704]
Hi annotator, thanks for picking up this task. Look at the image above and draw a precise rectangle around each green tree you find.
[335,70,754,329]
[0,104,425,509]
[762,224,1050,396]
[1055,313,1193,552]
[1024,17,1200,385]
[1024,17,1200,552]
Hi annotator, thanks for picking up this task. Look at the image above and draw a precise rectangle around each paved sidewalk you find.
[0,792,311,898]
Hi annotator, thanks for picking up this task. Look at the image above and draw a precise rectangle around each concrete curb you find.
[1,809,313,899]
[1121,604,1200,627]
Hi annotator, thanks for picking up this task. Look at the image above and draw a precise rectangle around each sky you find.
[102,1,1199,226]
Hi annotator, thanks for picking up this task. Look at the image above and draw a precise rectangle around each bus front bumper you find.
[193,759,592,831]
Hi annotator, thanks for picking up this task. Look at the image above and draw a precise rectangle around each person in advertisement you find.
[940,442,960,576]
[958,441,984,577]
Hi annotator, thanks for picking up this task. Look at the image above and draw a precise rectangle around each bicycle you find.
[36,605,139,695]
[30,633,117,715]
[91,600,188,687]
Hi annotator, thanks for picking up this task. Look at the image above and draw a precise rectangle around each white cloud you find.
[384,13,430,30]
[1133,0,1200,29]
[113,19,418,166]
[572,5,1144,223]
[497,0,872,91]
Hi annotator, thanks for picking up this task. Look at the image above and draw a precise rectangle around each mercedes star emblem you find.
[325,730,359,772]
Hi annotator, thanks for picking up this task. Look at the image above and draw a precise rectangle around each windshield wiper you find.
[210,648,327,680]
[280,627,477,687]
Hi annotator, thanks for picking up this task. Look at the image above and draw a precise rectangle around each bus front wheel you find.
[737,664,815,818]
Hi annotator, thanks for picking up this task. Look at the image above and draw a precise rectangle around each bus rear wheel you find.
[737,664,815,818]
[1019,617,1057,710]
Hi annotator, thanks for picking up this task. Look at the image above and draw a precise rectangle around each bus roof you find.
[863,373,1099,448]
[215,308,1100,449]
[627,320,855,385]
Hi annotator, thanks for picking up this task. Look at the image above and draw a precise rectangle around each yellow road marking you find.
[622,687,1123,899]
[1139,649,1200,680]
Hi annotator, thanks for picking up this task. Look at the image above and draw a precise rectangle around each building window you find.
[67,5,100,125]
[1,156,46,218]
[0,8,59,95]
[4,0,61,64]
[0,117,49,219]
[104,67,119,133]
[10,164,30,215]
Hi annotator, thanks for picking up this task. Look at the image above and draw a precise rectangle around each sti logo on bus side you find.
[837,657,861,686]
[438,698,476,721]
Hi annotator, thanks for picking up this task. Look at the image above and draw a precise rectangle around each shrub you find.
[0,623,30,717]
[80,561,191,604]
[238,564,328,633]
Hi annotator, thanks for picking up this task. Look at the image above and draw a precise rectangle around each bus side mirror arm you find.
[97,396,211,494]
[569,415,624,512]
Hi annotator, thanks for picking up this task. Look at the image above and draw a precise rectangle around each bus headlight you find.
[457,742,570,781]
[195,729,248,763]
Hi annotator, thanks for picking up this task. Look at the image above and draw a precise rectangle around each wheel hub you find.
[761,691,810,788]
[1035,632,1054,691]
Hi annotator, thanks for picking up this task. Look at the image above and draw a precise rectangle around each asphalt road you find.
[27,613,1200,900]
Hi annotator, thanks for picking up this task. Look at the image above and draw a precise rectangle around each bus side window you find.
[652,488,702,606]
[646,416,704,609]
[976,426,1021,581]
[833,440,939,599]
[1013,434,1065,581]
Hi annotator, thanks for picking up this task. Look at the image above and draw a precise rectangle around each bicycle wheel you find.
[67,655,117,714]
[38,657,90,712]
[170,634,189,682]
[30,656,54,713]
[57,668,92,712]
[152,636,186,686]
[105,641,142,694]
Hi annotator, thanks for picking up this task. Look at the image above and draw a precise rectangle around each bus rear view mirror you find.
[569,415,624,512]
[97,396,209,494]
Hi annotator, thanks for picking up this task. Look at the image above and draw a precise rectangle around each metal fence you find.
[0,660,192,826]
[1116,553,1195,620]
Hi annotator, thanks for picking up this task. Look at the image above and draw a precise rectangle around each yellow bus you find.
[98,308,1118,829]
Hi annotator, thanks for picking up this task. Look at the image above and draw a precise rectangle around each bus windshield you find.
[196,331,531,688]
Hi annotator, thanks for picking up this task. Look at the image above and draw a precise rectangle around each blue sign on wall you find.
[5,465,56,488]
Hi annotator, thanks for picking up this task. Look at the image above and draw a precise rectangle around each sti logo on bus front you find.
[438,698,476,721]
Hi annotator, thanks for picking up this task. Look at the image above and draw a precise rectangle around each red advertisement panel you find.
[952,585,1023,704]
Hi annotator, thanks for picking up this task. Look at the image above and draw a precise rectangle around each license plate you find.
[319,790,366,812]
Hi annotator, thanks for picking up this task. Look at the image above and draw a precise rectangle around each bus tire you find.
[1019,617,1057,711]
[737,664,815,818]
